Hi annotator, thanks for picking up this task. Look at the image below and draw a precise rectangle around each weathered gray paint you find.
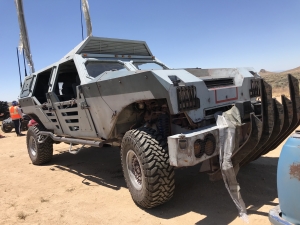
[19,36,257,141]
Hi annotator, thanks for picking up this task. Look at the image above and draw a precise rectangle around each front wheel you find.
[26,125,53,165]
[121,127,175,208]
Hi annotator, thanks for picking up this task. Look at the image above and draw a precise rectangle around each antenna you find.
[16,47,22,89]
[22,48,27,77]
[80,0,84,40]
[80,0,92,39]
[15,0,35,73]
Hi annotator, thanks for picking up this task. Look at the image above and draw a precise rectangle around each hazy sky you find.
[0,0,299,101]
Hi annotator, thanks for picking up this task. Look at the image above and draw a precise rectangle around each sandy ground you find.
[0,124,293,225]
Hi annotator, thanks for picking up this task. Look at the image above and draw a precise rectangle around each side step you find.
[209,74,299,181]
[38,131,104,147]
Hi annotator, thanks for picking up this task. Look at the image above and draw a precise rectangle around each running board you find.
[38,131,104,147]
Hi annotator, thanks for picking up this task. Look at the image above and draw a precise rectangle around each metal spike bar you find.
[232,113,263,164]
[208,113,262,181]
[261,74,300,155]
[243,98,283,163]
[239,80,274,167]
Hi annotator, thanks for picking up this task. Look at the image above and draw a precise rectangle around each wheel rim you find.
[126,150,143,190]
[29,136,37,157]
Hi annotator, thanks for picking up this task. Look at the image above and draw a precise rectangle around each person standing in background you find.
[9,101,24,137]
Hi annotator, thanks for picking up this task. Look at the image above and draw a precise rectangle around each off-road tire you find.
[121,127,175,208]
[26,125,53,165]
[1,124,13,133]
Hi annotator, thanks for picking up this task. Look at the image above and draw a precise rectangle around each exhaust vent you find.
[204,78,234,89]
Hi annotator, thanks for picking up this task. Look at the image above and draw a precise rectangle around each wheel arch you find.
[109,98,171,140]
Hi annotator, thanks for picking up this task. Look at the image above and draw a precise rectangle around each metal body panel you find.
[168,126,219,167]
[85,91,155,139]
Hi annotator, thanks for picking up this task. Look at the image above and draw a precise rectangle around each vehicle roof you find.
[30,36,154,76]
[62,36,153,61]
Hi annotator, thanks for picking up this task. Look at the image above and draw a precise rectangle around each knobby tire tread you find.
[121,127,175,208]
[27,125,53,165]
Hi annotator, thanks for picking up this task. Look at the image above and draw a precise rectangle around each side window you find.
[85,61,127,78]
[20,74,36,98]
[31,68,53,103]
[54,60,81,101]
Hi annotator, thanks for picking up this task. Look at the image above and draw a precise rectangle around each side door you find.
[45,60,98,138]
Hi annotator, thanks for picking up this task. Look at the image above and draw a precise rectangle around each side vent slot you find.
[69,126,80,131]
[61,111,78,116]
[204,78,234,88]
[65,119,79,123]
[57,104,77,109]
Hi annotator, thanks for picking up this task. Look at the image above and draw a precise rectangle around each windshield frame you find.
[131,60,168,70]
[84,59,130,78]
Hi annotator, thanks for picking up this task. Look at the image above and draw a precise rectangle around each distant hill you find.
[259,66,300,89]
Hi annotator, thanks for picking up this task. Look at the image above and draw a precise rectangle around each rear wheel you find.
[121,127,175,208]
[26,125,53,165]
[1,124,12,133]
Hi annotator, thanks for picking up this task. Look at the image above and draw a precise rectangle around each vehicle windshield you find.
[85,61,127,78]
[133,62,165,70]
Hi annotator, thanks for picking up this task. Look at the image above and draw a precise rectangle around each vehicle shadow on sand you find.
[146,156,278,224]
[50,145,278,224]
[51,145,126,191]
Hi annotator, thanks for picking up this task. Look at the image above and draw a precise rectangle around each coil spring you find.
[157,114,170,139]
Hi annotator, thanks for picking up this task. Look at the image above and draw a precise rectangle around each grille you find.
[249,79,261,98]
[204,78,234,89]
[176,86,200,112]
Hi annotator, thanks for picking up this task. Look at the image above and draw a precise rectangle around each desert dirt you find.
[0,123,294,225]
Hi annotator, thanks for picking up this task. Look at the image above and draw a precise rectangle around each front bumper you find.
[168,74,300,171]
[167,125,219,167]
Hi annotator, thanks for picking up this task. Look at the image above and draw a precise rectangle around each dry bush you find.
[40,197,49,203]
[17,211,27,220]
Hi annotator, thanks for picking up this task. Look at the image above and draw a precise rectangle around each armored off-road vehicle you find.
[19,36,300,208]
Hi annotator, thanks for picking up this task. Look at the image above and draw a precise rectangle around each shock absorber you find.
[157,113,170,139]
